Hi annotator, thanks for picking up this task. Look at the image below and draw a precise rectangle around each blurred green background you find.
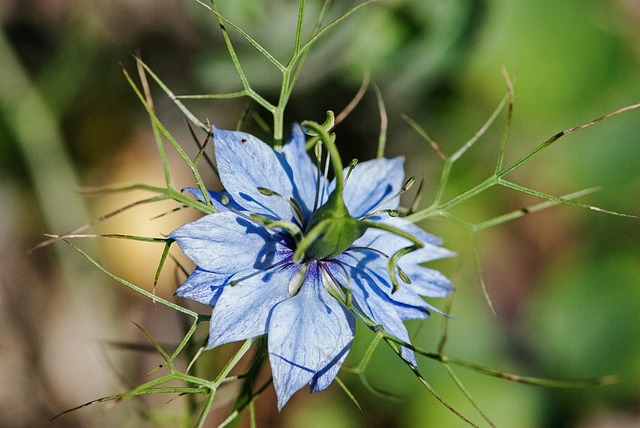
[1,0,639,427]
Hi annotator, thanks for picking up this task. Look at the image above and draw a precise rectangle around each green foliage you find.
[4,0,639,426]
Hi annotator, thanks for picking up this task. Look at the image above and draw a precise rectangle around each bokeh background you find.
[1,0,640,427]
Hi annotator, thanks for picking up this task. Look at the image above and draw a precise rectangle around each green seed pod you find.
[303,189,368,260]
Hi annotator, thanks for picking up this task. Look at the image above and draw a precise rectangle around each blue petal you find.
[279,124,327,221]
[213,127,294,220]
[351,218,454,298]
[208,265,296,348]
[355,216,452,258]
[170,211,290,275]
[309,344,351,393]
[175,267,227,306]
[183,188,244,212]
[396,263,454,298]
[341,157,405,218]
[330,259,418,365]
[341,249,433,312]
[340,245,453,323]
[268,263,355,409]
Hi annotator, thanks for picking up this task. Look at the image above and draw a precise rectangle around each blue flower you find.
[170,124,454,409]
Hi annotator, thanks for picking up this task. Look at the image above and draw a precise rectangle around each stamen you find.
[311,141,331,213]
[402,176,417,192]
[288,198,305,226]
[343,159,358,188]
[343,245,409,290]
[257,187,277,196]
[288,263,308,296]
[249,214,303,244]
[323,151,331,190]
[388,245,421,293]
[320,262,350,307]
[314,141,323,212]
[229,258,291,287]
[396,264,411,285]
[257,186,304,226]
[358,176,417,220]
[347,246,389,259]
[357,220,426,293]
[218,199,291,242]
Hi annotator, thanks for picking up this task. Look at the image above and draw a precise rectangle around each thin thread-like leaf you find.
[63,239,198,318]
[287,0,333,99]
[451,93,510,163]
[372,81,388,159]
[208,3,285,72]
[176,90,250,100]
[472,235,496,315]
[498,179,638,218]
[31,195,167,250]
[186,120,216,172]
[499,102,640,177]
[137,58,208,131]
[132,321,175,369]
[402,113,446,160]
[47,233,171,243]
[295,1,376,62]
[380,329,619,388]
[495,67,515,173]
[444,356,619,387]
[154,241,173,295]
[334,376,362,410]
[203,1,274,113]
[435,94,509,205]
[122,68,213,207]
[136,57,175,188]
[334,70,370,126]
[51,384,210,422]
[409,366,479,427]
[443,363,496,427]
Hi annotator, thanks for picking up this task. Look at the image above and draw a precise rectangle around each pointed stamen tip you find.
[403,176,416,191]
[249,213,270,225]
[257,187,278,196]
[343,159,359,187]
[288,264,308,296]
[397,266,411,284]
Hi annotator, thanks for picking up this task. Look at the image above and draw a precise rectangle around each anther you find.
[320,265,346,302]
[396,265,411,285]
[402,176,416,192]
[257,186,304,226]
[249,213,303,244]
[359,176,417,220]
[288,264,308,296]
[343,159,358,187]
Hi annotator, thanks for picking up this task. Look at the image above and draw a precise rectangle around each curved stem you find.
[301,119,345,190]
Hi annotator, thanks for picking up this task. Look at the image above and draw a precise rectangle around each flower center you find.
[301,189,368,261]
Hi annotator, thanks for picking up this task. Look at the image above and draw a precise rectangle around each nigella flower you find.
[170,123,454,409]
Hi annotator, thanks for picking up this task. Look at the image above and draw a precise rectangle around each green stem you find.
[406,176,498,223]
[301,119,345,190]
